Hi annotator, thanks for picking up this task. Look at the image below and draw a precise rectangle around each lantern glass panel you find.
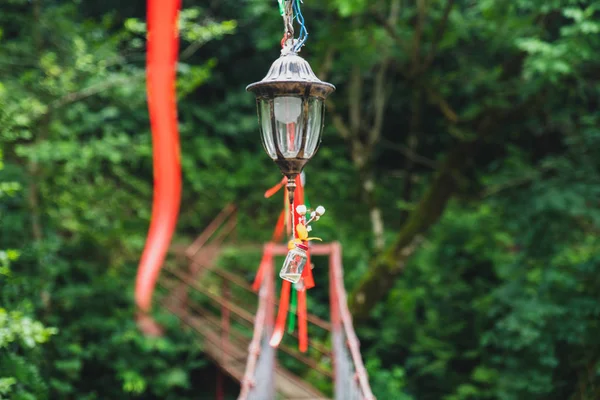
[275,96,304,158]
[304,98,324,158]
[258,99,277,159]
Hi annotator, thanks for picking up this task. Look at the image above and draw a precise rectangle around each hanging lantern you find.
[247,0,335,202]
[249,1,332,332]
[249,0,333,350]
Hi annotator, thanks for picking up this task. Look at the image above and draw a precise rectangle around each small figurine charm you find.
[280,205,326,283]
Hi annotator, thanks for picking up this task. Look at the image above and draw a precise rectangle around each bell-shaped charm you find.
[280,243,309,283]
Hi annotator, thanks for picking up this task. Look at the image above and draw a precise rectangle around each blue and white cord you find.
[292,0,308,52]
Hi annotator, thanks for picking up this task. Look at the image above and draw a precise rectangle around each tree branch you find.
[349,65,363,135]
[368,0,400,147]
[361,0,402,250]
[422,0,455,72]
[426,87,459,123]
[482,164,557,198]
[50,74,143,111]
[327,100,351,139]
[369,61,389,147]
[332,111,351,140]
[382,139,438,169]
[411,0,427,74]
[318,47,336,82]
[371,12,412,59]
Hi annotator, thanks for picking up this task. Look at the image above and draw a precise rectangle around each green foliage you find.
[0,2,226,398]
[366,127,600,398]
[366,358,413,400]
[0,121,54,400]
[0,274,57,400]
[0,309,57,349]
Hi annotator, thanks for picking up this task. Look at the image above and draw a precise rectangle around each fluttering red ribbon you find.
[135,0,182,314]
[264,178,286,199]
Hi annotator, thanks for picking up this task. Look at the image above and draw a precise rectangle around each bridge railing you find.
[158,204,375,399]
[329,242,375,400]
[160,207,335,397]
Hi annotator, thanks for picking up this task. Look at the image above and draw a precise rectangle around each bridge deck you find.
[165,302,329,399]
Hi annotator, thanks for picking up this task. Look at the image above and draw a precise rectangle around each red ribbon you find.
[298,287,308,352]
[272,210,286,242]
[135,0,182,313]
[303,251,315,289]
[264,177,286,199]
[292,176,309,351]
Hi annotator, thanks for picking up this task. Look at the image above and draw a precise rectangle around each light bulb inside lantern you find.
[274,97,302,124]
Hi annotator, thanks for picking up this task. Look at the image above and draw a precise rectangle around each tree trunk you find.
[359,167,385,251]
[349,140,476,321]
[348,88,538,322]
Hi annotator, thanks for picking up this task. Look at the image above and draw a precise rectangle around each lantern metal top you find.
[246,52,335,99]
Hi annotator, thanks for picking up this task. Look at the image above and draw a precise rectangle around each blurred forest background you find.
[1,0,600,399]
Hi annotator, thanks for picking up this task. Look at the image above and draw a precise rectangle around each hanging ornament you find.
[280,204,325,283]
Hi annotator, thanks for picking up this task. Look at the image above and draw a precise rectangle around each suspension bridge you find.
[144,205,375,399]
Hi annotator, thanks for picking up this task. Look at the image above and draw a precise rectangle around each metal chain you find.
[281,0,295,49]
